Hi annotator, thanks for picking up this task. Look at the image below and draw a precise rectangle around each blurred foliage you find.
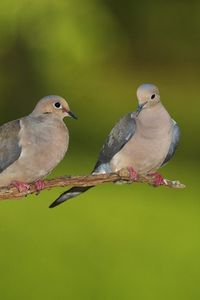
[0,0,200,299]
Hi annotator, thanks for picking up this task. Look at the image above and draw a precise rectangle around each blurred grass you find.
[0,0,200,299]
[0,159,199,300]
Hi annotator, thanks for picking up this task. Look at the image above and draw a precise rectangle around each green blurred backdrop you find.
[0,1,200,299]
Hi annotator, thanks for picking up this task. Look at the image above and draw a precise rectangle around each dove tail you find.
[49,186,93,208]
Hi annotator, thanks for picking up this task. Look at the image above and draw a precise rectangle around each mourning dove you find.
[0,95,77,191]
[50,84,180,208]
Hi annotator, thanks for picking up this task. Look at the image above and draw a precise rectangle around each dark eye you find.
[151,94,155,99]
[54,102,61,109]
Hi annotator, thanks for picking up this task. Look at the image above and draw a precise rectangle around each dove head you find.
[136,84,160,116]
[31,95,77,120]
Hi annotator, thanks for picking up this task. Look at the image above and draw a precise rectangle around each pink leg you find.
[127,166,138,181]
[34,180,45,191]
[149,172,165,186]
[11,181,30,193]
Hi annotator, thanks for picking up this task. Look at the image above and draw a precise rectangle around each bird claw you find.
[149,173,165,186]
[127,167,138,181]
[34,180,45,192]
[11,181,30,193]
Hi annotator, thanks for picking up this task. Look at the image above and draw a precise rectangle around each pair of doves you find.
[0,84,180,208]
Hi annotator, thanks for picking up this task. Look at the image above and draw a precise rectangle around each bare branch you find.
[0,169,185,201]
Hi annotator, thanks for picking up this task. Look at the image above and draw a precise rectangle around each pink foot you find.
[149,173,165,186]
[127,167,138,181]
[11,181,30,193]
[34,180,45,191]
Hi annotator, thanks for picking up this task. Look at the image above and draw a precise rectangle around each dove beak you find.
[68,110,78,120]
[62,107,78,119]
[136,101,148,116]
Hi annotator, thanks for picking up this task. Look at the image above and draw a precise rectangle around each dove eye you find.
[54,102,62,109]
[151,94,155,99]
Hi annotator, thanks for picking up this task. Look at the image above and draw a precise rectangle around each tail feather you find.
[49,186,93,208]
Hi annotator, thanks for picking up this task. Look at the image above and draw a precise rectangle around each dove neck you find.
[136,102,171,131]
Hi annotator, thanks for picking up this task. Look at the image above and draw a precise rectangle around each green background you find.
[0,1,199,299]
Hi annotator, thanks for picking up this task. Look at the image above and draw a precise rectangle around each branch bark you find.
[0,169,185,200]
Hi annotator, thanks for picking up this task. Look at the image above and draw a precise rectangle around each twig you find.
[0,169,185,200]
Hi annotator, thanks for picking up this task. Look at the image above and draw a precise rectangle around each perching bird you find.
[0,95,77,192]
[50,83,180,208]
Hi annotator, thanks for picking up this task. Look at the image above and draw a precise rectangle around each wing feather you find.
[161,120,180,166]
[94,112,136,172]
[0,120,22,173]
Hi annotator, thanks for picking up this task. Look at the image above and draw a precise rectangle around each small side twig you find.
[0,169,185,201]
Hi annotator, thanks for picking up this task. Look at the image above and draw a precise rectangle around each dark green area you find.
[0,1,199,299]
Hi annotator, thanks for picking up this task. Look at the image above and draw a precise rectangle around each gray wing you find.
[0,119,22,173]
[94,112,136,172]
[161,120,180,167]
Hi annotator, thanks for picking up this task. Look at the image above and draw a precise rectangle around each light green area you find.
[0,160,199,300]
[0,0,200,299]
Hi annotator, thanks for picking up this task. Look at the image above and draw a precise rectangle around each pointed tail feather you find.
[49,186,93,208]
